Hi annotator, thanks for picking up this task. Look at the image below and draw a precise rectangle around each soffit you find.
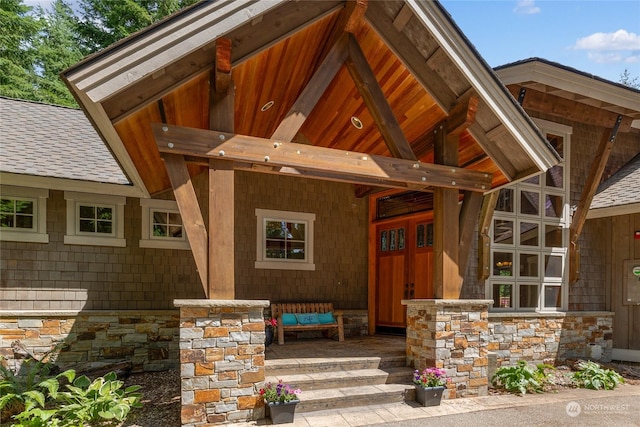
[63,0,558,196]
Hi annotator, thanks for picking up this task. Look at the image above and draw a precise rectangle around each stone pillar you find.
[403,299,492,399]
[174,300,269,426]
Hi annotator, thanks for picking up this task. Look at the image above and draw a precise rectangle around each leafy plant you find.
[0,355,59,423]
[491,360,555,395]
[572,361,624,390]
[260,380,301,404]
[1,359,142,427]
[413,367,448,388]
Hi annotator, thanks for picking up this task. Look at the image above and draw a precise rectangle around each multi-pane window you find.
[1,198,35,230]
[255,209,315,270]
[488,120,571,311]
[139,199,189,249]
[64,191,125,247]
[0,186,48,243]
[78,204,114,235]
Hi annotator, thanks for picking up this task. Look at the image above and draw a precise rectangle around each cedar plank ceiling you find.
[64,0,559,197]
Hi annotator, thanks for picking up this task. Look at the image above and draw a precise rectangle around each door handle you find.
[409,283,414,299]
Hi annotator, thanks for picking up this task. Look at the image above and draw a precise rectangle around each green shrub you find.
[572,361,624,390]
[0,356,59,423]
[0,359,142,427]
[491,360,555,395]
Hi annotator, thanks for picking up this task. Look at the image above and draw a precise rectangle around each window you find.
[64,191,125,247]
[487,119,571,311]
[139,199,189,250]
[0,186,48,243]
[255,209,315,270]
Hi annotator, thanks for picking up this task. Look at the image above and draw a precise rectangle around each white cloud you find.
[514,0,540,15]
[574,29,640,51]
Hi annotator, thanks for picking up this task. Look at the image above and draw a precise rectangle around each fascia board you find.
[406,0,559,172]
[0,173,147,199]
[496,61,640,114]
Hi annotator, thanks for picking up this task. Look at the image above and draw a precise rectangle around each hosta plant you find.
[491,360,555,395]
[572,360,624,390]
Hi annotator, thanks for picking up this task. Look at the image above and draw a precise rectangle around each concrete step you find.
[295,383,415,413]
[265,366,413,391]
[266,356,388,376]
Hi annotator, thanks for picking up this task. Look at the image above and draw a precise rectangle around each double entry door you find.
[375,214,434,332]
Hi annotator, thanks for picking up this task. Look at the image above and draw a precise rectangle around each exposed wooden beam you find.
[366,0,456,112]
[152,123,493,192]
[214,38,232,94]
[447,93,478,136]
[271,33,349,141]
[477,191,499,281]
[318,0,367,61]
[569,119,621,283]
[507,86,634,133]
[345,34,417,161]
[208,66,236,299]
[101,1,343,123]
[392,4,413,32]
[458,190,483,281]
[433,125,460,299]
[163,153,208,295]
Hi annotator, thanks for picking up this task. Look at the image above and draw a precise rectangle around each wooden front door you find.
[375,214,434,332]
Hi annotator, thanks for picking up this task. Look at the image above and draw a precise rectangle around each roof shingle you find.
[590,153,640,210]
[0,97,130,185]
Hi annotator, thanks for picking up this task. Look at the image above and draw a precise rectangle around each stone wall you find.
[404,299,492,399]
[0,310,179,373]
[488,312,614,366]
[176,300,268,426]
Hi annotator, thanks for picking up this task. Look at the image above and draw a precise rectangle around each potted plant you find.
[260,380,301,424]
[264,318,277,347]
[413,367,448,406]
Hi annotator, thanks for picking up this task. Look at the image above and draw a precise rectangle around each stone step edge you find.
[265,366,414,388]
[265,355,407,373]
[293,383,415,413]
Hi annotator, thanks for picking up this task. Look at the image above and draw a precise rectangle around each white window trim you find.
[255,208,315,271]
[0,186,48,243]
[64,191,126,247]
[139,199,190,250]
[486,119,571,312]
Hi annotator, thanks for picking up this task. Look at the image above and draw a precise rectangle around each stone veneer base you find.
[403,299,492,399]
[174,299,269,426]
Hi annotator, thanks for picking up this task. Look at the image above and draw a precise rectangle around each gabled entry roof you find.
[61,0,559,197]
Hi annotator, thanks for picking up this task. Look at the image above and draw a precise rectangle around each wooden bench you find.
[271,303,344,345]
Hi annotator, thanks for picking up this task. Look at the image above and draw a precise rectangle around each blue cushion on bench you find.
[282,313,297,326]
[318,312,336,324]
[296,312,320,325]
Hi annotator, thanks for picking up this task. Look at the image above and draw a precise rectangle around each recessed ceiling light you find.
[261,100,275,111]
[351,116,363,129]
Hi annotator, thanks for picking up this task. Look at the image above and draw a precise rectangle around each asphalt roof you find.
[0,96,130,185]
[590,152,640,210]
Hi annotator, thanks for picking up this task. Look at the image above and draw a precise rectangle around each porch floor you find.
[265,334,406,361]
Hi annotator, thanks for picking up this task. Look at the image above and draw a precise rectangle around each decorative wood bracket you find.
[569,116,622,283]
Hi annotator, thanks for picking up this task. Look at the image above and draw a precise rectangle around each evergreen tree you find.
[0,0,41,100]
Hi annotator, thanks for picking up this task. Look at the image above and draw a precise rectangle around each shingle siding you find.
[0,171,368,311]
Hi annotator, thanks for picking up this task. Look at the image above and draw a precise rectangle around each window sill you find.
[64,235,126,247]
[0,231,49,243]
[139,239,190,250]
[254,261,315,271]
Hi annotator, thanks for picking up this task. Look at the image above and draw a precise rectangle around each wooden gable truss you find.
[62,0,561,301]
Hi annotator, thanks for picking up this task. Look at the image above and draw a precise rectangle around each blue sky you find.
[25,0,640,83]
[440,0,640,83]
